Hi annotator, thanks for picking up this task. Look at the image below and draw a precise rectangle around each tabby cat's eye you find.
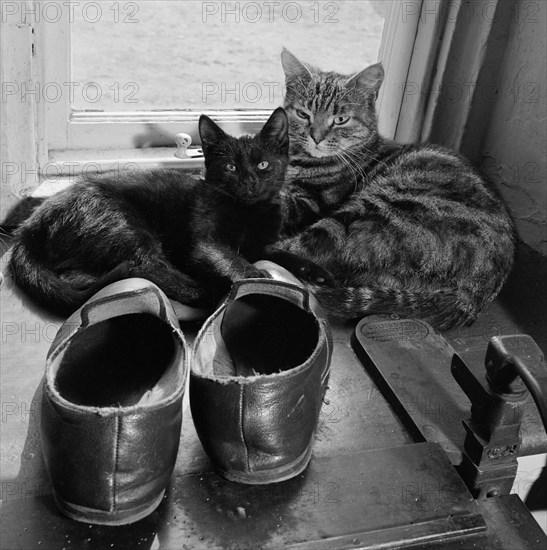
[333,116,350,125]
[226,164,237,172]
[257,161,269,170]
[295,109,310,120]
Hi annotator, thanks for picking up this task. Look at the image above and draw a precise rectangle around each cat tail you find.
[9,240,129,316]
[308,284,475,331]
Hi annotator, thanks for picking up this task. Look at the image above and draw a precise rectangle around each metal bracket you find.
[352,316,547,500]
[453,335,546,498]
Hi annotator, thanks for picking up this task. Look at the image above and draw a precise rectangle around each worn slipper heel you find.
[41,278,189,525]
[191,261,332,484]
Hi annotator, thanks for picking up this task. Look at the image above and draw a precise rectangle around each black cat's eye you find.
[257,161,269,170]
[226,164,237,172]
[333,115,350,125]
[295,109,310,120]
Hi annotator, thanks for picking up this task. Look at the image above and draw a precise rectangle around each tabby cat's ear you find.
[346,63,385,98]
[281,47,313,83]
[259,107,289,151]
[199,115,226,152]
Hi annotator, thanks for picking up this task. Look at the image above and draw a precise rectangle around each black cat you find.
[10,107,328,315]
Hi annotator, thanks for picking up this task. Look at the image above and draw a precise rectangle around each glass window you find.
[71,0,387,112]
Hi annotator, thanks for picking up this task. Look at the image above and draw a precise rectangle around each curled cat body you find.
[10,107,325,315]
[276,48,515,331]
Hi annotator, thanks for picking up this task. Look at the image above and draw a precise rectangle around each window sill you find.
[35,147,204,197]
[47,147,203,174]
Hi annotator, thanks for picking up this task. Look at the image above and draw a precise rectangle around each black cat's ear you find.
[199,115,226,152]
[259,107,289,151]
[281,47,313,83]
[346,62,384,99]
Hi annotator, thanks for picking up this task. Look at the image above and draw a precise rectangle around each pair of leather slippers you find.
[41,262,332,525]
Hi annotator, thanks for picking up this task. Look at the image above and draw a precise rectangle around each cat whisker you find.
[346,144,391,172]
[336,150,369,193]
[335,151,359,189]
[0,228,11,250]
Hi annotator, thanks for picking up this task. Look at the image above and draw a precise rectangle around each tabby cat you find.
[10,107,325,315]
[275,48,515,330]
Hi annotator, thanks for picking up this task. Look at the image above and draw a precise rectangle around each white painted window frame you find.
[7,0,494,201]
[2,0,509,220]
[41,1,426,164]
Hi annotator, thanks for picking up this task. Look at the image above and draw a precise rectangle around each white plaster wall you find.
[479,0,547,254]
[0,17,41,223]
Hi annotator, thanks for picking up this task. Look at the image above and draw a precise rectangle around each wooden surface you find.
[1,238,546,547]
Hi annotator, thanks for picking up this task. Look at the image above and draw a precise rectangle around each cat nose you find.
[310,127,326,144]
[244,177,258,191]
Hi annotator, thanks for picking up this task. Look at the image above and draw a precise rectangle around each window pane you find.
[71,0,386,112]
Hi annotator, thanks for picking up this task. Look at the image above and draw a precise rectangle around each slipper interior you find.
[53,313,182,407]
[219,294,319,377]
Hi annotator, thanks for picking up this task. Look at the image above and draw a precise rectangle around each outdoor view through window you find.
[71,0,386,112]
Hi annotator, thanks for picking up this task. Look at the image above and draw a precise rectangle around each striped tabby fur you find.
[276,48,515,330]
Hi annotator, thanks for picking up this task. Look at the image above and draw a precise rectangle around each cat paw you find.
[301,220,345,252]
[301,227,330,250]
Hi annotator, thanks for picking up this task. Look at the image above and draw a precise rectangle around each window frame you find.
[42,1,426,159]
[5,0,503,218]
